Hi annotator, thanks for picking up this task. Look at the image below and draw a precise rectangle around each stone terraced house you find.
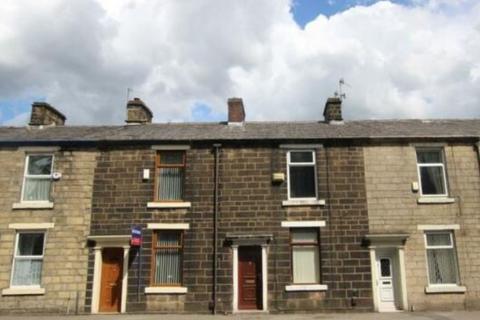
[0,97,479,314]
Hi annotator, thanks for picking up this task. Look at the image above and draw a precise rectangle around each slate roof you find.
[0,119,479,144]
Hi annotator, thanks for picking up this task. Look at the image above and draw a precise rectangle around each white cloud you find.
[0,0,479,125]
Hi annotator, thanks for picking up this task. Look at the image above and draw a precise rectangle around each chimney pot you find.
[323,97,343,123]
[29,102,66,126]
[227,97,245,124]
[126,97,153,124]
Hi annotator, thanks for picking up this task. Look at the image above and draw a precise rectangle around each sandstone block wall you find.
[87,143,372,313]
[0,148,96,314]
[364,144,480,310]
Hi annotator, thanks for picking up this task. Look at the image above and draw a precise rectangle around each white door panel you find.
[376,255,397,311]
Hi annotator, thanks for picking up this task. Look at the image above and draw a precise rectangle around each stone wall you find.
[364,143,480,310]
[0,148,96,314]
[87,143,372,313]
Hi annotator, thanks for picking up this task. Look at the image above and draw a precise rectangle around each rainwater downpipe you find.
[476,140,480,169]
[212,143,221,314]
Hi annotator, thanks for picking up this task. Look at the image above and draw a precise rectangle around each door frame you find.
[88,235,131,314]
[232,245,268,312]
[369,246,408,312]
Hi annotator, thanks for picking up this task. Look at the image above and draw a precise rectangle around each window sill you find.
[425,285,466,294]
[147,202,191,209]
[282,199,325,207]
[144,286,188,294]
[417,197,455,204]
[285,284,328,292]
[12,202,54,210]
[2,287,45,296]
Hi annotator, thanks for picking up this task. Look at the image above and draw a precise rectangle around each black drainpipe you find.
[212,143,221,314]
[476,140,480,169]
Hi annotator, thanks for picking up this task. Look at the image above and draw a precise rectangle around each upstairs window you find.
[22,155,53,202]
[425,231,459,285]
[155,151,185,201]
[291,228,320,284]
[11,232,45,287]
[152,230,183,286]
[416,149,448,196]
[287,151,317,199]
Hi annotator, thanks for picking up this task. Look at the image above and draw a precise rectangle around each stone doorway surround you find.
[87,235,131,314]
[364,233,409,312]
[225,234,272,313]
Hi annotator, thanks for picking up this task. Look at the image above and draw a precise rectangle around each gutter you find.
[212,143,221,314]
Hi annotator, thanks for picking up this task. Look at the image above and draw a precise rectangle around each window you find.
[416,149,448,196]
[287,151,317,199]
[425,231,459,285]
[155,151,185,201]
[152,230,183,286]
[21,155,53,202]
[290,228,320,284]
[379,258,392,277]
[11,232,45,287]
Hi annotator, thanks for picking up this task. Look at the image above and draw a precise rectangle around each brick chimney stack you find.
[29,102,66,126]
[126,98,153,124]
[323,97,343,123]
[227,97,245,124]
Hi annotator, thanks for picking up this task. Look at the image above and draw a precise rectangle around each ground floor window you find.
[11,232,45,286]
[424,231,459,285]
[290,228,320,284]
[152,230,183,286]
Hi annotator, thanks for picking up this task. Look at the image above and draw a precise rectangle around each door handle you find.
[110,282,117,286]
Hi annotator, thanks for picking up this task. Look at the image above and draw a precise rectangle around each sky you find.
[0,0,479,125]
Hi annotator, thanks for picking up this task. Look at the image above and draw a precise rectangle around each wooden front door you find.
[99,248,123,313]
[238,246,262,310]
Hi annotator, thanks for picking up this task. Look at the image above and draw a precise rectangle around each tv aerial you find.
[334,78,349,101]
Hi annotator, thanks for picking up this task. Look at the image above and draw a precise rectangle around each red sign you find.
[131,237,141,246]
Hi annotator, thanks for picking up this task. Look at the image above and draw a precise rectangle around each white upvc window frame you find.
[287,150,318,201]
[10,230,46,289]
[416,148,448,197]
[423,230,460,287]
[20,154,54,203]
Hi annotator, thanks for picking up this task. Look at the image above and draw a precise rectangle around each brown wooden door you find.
[99,248,123,313]
[238,246,262,310]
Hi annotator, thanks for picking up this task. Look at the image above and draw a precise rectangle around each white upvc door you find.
[376,255,396,311]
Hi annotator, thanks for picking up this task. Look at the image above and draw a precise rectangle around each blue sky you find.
[292,0,411,27]
[0,97,44,125]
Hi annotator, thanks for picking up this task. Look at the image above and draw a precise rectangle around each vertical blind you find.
[157,151,184,201]
[157,168,184,201]
[154,231,182,285]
